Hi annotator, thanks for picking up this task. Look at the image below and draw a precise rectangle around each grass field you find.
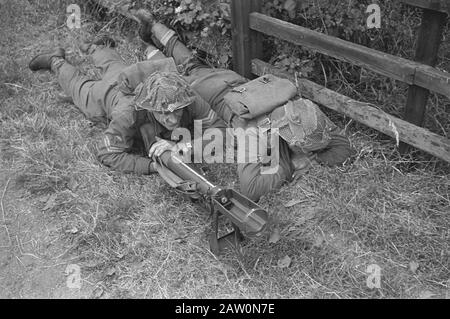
[0,0,449,298]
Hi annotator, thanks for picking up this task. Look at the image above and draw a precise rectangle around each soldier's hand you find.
[149,137,177,159]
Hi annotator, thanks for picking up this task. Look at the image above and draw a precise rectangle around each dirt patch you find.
[0,171,93,298]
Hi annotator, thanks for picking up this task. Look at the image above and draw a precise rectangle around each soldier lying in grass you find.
[131,9,355,201]
[28,11,354,202]
[28,38,226,175]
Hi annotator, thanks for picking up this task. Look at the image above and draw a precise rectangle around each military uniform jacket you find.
[97,89,225,175]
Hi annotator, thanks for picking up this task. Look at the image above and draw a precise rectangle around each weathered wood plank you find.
[231,0,263,78]
[404,9,447,127]
[401,8,447,152]
[249,12,450,99]
[252,59,450,163]
[400,0,450,14]
[414,65,450,96]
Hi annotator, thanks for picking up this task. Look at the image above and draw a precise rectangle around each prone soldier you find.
[28,37,226,175]
[131,10,355,202]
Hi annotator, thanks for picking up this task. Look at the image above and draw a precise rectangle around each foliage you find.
[136,0,232,67]
[135,1,429,82]
[263,0,421,79]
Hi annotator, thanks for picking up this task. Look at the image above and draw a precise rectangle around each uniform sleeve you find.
[238,138,294,202]
[97,108,154,175]
[315,129,354,166]
[190,93,227,132]
[186,93,228,158]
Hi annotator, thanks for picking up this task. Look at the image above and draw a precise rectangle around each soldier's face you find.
[153,109,184,131]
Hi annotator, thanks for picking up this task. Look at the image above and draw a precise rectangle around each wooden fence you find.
[231,0,450,162]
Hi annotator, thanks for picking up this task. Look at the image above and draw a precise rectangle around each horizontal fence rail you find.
[252,59,450,163]
[401,0,450,14]
[249,12,450,99]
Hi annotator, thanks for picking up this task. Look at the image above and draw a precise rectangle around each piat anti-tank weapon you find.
[140,124,268,255]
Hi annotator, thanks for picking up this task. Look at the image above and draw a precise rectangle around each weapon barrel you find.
[159,151,217,195]
[214,189,268,235]
[159,151,268,236]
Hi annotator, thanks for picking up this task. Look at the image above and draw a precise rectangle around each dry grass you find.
[0,0,449,299]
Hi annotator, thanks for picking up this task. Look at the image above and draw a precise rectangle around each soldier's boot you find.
[29,48,65,72]
[131,8,172,50]
[131,8,156,43]
[79,35,117,54]
[151,22,176,48]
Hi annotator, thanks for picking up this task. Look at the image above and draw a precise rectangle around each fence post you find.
[231,0,263,78]
[400,8,447,153]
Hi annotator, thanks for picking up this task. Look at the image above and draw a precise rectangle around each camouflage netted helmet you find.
[133,71,196,112]
[264,98,338,153]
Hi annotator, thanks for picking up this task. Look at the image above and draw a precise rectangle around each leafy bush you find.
[262,1,423,83]
[135,0,433,81]
[135,0,232,67]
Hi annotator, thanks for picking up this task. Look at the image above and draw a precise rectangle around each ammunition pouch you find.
[223,74,297,120]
